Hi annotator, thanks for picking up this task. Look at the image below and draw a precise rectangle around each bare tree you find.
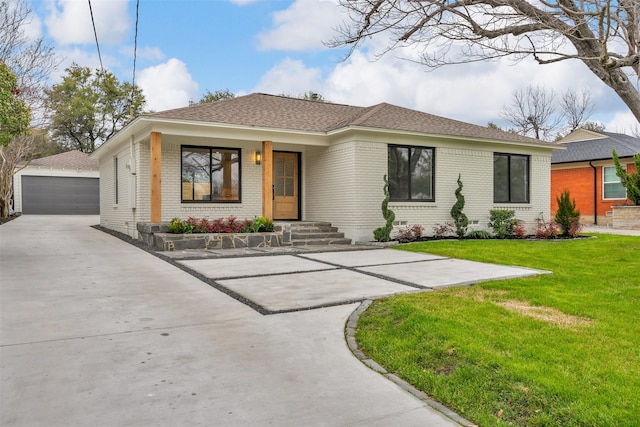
[0,133,41,217]
[330,0,640,123]
[0,0,58,217]
[1,0,58,123]
[501,85,560,140]
[560,88,594,132]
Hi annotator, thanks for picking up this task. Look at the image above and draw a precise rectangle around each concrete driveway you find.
[1,216,544,426]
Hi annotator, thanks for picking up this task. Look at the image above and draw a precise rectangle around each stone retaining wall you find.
[137,222,291,251]
[612,206,640,230]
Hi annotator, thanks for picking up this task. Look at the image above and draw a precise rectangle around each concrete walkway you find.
[1,216,548,426]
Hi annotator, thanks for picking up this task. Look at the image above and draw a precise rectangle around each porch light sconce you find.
[255,150,262,165]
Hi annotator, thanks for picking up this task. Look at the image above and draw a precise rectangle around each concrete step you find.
[291,238,352,246]
[290,232,345,240]
[278,221,352,246]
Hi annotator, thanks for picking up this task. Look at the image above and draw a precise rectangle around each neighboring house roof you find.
[148,93,551,146]
[552,130,640,164]
[25,150,99,170]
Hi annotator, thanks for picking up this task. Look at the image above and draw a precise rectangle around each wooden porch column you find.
[150,131,162,223]
[262,140,273,219]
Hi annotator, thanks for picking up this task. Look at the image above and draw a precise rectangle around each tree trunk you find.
[0,196,9,218]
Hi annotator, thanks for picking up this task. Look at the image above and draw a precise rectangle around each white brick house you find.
[91,93,558,242]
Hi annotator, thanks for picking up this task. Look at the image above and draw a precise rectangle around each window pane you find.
[285,178,294,196]
[182,148,210,201]
[604,183,626,199]
[410,148,433,200]
[211,149,239,201]
[603,166,626,199]
[388,146,409,199]
[510,155,528,202]
[493,154,509,202]
[603,166,620,183]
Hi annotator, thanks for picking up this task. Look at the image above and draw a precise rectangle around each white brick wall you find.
[100,135,264,238]
[304,135,551,241]
[99,144,137,236]
[98,130,552,241]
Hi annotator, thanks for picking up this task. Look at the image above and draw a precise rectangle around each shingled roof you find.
[148,93,549,145]
[27,150,98,170]
[551,131,640,164]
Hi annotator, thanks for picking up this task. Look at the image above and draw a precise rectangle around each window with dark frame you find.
[493,153,529,203]
[388,145,435,202]
[181,146,241,202]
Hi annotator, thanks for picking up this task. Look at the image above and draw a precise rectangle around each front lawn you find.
[356,235,640,426]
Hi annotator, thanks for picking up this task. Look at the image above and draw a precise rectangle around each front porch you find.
[138,221,352,251]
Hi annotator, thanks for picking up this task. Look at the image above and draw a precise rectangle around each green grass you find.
[356,235,640,426]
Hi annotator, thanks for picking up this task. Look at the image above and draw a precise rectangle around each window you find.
[494,153,529,203]
[181,146,240,202]
[388,145,435,201]
[114,156,118,204]
[603,166,626,199]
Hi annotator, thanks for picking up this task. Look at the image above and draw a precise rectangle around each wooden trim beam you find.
[262,141,273,219]
[150,131,162,223]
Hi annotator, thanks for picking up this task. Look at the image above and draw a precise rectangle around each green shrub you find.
[555,190,581,236]
[466,230,492,239]
[450,174,469,238]
[252,216,274,232]
[612,149,640,205]
[373,174,395,242]
[488,209,518,238]
[167,217,193,234]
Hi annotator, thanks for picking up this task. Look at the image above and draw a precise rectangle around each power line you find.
[130,0,140,119]
[87,0,103,71]
[132,0,139,88]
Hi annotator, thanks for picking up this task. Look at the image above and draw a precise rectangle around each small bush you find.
[535,215,559,239]
[395,224,424,243]
[568,221,584,238]
[450,174,469,238]
[167,217,191,234]
[555,190,581,236]
[373,174,395,242]
[251,216,274,232]
[514,221,528,239]
[166,216,273,234]
[432,222,454,238]
[489,209,518,238]
[467,230,492,239]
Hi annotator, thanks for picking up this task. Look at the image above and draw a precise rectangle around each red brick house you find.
[551,129,640,225]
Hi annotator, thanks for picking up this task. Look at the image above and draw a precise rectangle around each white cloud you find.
[51,47,114,82]
[137,58,199,111]
[257,0,345,51]
[118,45,165,62]
[45,0,130,45]
[604,111,639,134]
[228,0,258,5]
[253,58,323,96]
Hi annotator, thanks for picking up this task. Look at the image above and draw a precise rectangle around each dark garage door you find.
[22,176,99,214]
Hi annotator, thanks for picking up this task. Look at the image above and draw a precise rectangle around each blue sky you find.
[27,0,635,134]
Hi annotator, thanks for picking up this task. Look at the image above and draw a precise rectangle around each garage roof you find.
[28,150,98,171]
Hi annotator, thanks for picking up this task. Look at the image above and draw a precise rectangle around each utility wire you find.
[132,0,139,89]
[130,0,140,119]
[87,0,103,71]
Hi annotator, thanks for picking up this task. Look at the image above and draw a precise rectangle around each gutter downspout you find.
[589,161,597,225]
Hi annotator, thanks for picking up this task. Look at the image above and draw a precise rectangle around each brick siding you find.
[551,161,637,225]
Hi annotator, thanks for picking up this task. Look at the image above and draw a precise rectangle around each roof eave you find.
[328,125,562,149]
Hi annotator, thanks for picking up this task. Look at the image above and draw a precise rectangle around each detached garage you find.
[13,151,99,215]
